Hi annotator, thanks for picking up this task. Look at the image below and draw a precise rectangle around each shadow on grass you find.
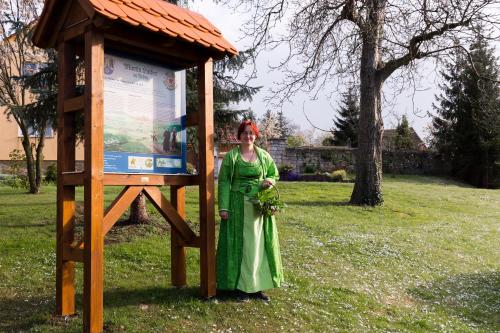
[0,287,204,332]
[103,286,201,308]
[0,222,52,228]
[285,200,352,207]
[385,175,475,188]
[409,271,500,331]
[0,294,58,332]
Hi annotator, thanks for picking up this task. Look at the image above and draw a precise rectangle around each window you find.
[18,126,54,138]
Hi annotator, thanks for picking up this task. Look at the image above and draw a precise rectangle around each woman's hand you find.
[261,179,273,189]
[219,211,229,220]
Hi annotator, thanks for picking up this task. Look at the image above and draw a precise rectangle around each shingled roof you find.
[33,0,237,58]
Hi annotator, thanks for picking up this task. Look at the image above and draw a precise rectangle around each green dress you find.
[216,146,284,292]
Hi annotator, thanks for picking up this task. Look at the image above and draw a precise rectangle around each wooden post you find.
[56,41,77,316]
[170,186,187,287]
[198,59,216,297]
[83,30,105,333]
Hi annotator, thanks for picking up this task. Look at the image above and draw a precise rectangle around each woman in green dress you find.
[216,120,284,301]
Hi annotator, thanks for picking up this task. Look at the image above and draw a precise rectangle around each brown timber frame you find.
[36,3,232,328]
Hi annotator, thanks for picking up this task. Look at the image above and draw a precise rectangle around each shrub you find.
[303,164,316,174]
[278,163,294,175]
[2,149,29,189]
[45,164,57,183]
[330,169,348,182]
[1,175,29,189]
[7,149,25,176]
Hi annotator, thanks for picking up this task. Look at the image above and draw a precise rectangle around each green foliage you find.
[331,169,348,182]
[250,185,286,217]
[22,49,58,136]
[2,149,30,189]
[287,135,305,147]
[431,30,500,188]
[185,50,260,142]
[303,164,316,174]
[7,149,26,176]
[333,85,359,147]
[278,163,294,175]
[44,164,57,183]
[322,136,335,146]
[394,115,413,150]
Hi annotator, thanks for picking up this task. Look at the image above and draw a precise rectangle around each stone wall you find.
[267,139,449,175]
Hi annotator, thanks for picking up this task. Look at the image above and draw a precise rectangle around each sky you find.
[189,1,497,141]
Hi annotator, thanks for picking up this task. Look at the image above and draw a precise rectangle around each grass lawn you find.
[0,175,499,332]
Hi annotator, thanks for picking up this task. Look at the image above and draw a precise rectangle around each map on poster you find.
[103,52,186,174]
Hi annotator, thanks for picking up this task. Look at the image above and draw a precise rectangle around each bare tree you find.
[217,0,499,205]
[0,0,48,194]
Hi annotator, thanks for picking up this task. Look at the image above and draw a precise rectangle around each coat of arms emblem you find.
[164,72,176,90]
[104,56,114,75]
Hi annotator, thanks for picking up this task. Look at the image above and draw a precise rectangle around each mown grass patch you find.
[0,175,498,332]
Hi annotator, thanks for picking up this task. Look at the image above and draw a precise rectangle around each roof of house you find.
[383,128,426,149]
[33,0,237,58]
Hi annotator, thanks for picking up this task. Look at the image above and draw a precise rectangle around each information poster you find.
[103,52,186,174]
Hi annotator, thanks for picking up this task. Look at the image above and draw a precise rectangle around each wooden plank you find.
[56,41,77,316]
[83,30,105,333]
[63,172,200,186]
[63,244,84,262]
[186,113,198,127]
[103,186,143,236]
[58,19,91,44]
[64,95,84,113]
[103,174,199,186]
[142,186,196,243]
[188,236,201,248]
[62,171,84,186]
[103,25,200,67]
[170,186,187,287]
[198,59,216,297]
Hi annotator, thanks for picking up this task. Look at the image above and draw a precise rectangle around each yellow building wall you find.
[0,106,84,161]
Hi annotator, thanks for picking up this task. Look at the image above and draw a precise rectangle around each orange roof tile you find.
[91,0,237,56]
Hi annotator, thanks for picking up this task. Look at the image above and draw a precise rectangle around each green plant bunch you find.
[331,169,348,182]
[251,184,286,217]
[278,163,294,175]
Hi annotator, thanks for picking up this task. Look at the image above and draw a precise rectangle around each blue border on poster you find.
[103,50,187,174]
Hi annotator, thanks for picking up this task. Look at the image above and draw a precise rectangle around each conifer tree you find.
[333,85,359,147]
[432,32,500,188]
[394,115,413,150]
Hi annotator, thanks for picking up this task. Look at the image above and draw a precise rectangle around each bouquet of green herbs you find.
[251,184,286,217]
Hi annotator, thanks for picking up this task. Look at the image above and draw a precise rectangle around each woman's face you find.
[240,125,256,145]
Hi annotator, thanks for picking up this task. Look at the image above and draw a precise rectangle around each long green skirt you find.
[216,191,283,291]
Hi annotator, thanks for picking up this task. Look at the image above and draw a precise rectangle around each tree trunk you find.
[35,133,46,191]
[350,8,385,206]
[21,134,38,194]
[128,193,150,224]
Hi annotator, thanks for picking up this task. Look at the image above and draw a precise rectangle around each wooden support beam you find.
[142,186,197,243]
[56,41,77,316]
[170,185,187,287]
[62,173,200,187]
[58,19,90,44]
[62,171,84,186]
[103,174,199,186]
[83,30,105,333]
[198,59,216,298]
[64,95,84,113]
[63,244,84,262]
[103,186,143,236]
